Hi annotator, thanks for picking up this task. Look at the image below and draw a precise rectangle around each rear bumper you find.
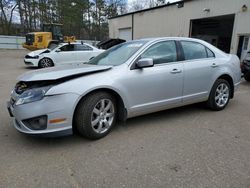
[241,63,250,74]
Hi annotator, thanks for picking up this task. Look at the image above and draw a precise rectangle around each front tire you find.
[207,79,231,111]
[75,92,117,140]
[38,58,54,68]
[244,72,250,82]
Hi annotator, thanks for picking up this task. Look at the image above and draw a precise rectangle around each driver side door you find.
[122,40,184,116]
[53,44,77,65]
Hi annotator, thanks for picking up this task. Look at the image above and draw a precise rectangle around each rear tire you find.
[75,92,117,140]
[38,58,54,68]
[207,79,231,111]
[244,72,250,82]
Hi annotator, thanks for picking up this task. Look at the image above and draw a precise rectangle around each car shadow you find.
[19,102,207,147]
[115,102,207,129]
[23,67,38,70]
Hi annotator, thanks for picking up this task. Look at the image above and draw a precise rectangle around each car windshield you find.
[48,43,59,50]
[88,41,147,66]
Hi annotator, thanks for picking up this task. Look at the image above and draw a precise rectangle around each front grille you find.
[24,61,33,65]
[25,55,38,59]
[25,55,32,58]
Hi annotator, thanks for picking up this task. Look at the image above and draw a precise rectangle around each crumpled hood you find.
[18,64,112,82]
[27,49,50,57]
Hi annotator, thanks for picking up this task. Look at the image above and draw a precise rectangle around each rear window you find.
[181,41,207,60]
[74,44,93,51]
[206,48,215,58]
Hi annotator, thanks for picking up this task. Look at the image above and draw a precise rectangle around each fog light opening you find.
[22,115,47,130]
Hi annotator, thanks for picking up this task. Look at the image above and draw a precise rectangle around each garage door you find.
[190,14,235,53]
[119,28,132,41]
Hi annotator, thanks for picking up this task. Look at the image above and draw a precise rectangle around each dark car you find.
[241,51,250,82]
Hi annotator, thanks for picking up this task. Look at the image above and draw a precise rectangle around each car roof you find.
[137,37,205,43]
[58,42,97,46]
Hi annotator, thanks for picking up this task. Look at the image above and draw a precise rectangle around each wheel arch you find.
[72,88,127,132]
[216,74,234,98]
[38,57,54,67]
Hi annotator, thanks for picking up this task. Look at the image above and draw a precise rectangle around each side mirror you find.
[55,49,61,52]
[136,58,154,68]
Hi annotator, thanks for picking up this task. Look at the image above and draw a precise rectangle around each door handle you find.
[211,63,219,68]
[171,69,182,74]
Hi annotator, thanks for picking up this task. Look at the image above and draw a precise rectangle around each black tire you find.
[244,72,250,82]
[207,79,231,111]
[38,58,54,68]
[74,92,117,140]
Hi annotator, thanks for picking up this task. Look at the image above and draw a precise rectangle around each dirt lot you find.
[0,50,250,188]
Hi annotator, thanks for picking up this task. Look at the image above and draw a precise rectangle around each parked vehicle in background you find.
[24,42,104,68]
[241,51,250,82]
[8,37,241,140]
[97,38,126,49]
[22,23,76,51]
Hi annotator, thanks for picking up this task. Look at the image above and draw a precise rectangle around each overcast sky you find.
[127,0,181,5]
[127,0,181,11]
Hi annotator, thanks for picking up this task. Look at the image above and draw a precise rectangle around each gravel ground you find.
[0,49,250,188]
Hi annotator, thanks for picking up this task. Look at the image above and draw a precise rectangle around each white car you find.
[24,42,104,68]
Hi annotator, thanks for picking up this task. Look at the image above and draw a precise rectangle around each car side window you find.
[141,41,177,64]
[181,41,208,60]
[60,44,74,52]
[206,47,215,58]
[75,44,93,51]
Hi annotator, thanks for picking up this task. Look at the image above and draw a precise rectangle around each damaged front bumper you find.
[7,93,80,137]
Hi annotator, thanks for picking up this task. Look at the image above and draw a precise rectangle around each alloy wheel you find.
[40,58,52,68]
[215,83,229,107]
[91,99,114,134]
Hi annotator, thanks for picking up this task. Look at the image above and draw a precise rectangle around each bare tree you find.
[0,0,18,34]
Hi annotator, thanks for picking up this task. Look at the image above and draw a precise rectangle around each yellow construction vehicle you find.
[22,23,76,51]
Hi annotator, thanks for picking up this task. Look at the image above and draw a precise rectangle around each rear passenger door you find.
[180,41,216,103]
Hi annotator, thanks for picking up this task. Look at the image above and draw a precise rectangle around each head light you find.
[15,86,51,105]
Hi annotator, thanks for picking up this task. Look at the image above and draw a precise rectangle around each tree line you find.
[0,0,170,40]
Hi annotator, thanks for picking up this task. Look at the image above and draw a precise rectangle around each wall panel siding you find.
[0,35,25,49]
[109,0,250,54]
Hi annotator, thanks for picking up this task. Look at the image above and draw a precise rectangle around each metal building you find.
[108,0,250,60]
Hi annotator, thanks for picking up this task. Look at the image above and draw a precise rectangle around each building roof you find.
[109,0,193,19]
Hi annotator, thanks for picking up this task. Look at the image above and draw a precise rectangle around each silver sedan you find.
[7,37,241,139]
